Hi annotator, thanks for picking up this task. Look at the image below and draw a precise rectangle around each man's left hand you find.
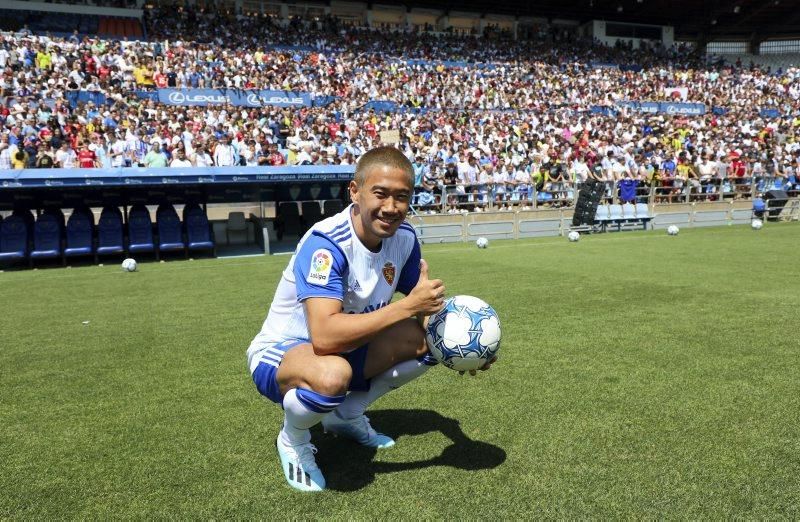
[459,356,498,376]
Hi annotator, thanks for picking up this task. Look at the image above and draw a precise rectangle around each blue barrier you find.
[66,91,108,109]
[590,105,618,117]
[134,90,159,102]
[155,88,313,107]
[0,166,355,189]
[660,102,706,115]
[403,59,498,70]
[616,101,706,115]
[591,62,620,69]
[616,101,661,114]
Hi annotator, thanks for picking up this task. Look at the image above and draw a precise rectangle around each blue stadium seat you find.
[323,199,344,217]
[301,201,324,230]
[30,213,63,263]
[13,208,35,232]
[277,201,303,239]
[43,207,66,231]
[127,205,156,256]
[96,207,125,257]
[183,204,215,254]
[156,204,186,254]
[64,208,95,260]
[0,215,30,263]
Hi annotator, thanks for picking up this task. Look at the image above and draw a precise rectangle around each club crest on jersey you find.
[307,249,333,285]
[382,262,395,285]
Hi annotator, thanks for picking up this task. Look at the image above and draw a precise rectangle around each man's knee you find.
[278,345,353,396]
[313,355,353,396]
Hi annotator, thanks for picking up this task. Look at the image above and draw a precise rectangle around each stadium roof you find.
[375,0,800,40]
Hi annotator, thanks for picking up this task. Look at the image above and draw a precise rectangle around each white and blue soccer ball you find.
[568,231,581,242]
[476,237,489,249]
[751,219,763,230]
[667,225,680,236]
[121,258,138,272]
[425,295,501,372]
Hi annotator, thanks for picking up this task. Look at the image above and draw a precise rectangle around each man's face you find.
[349,165,412,249]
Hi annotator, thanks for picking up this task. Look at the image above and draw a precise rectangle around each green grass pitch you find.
[2,224,799,518]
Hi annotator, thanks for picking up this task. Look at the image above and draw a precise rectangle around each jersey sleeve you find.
[293,232,348,302]
[396,235,421,295]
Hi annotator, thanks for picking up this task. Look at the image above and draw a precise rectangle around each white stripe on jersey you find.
[247,204,417,363]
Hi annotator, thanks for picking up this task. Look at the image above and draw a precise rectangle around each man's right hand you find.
[405,259,445,316]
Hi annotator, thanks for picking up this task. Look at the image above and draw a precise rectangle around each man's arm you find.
[303,259,443,356]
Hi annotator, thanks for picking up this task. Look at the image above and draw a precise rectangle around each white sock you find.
[280,388,327,445]
[335,359,432,420]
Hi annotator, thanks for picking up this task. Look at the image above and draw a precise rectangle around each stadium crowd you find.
[2,6,800,207]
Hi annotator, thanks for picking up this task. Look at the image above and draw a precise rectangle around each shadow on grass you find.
[312,409,506,492]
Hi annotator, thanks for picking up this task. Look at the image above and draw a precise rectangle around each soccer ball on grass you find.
[667,225,680,236]
[475,237,489,249]
[751,219,763,230]
[121,258,138,272]
[425,295,501,372]
[568,231,580,242]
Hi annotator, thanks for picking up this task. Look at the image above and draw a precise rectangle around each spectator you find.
[144,142,168,168]
[192,143,214,167]
[12,149,29,169]
[0,16,798,210]
[35,146,55,168]
[170,147,193,168]
[77,142,98,168]
[213,135,235,166]
[54,141,77,168]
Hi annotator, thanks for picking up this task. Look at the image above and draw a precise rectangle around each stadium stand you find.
[0,0,799,263]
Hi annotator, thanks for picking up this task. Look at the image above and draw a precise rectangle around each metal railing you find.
[412,175,798,214]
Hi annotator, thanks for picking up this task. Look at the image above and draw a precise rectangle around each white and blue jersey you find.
[247,204,421,375]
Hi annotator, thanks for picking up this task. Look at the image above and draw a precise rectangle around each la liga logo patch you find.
[382,262,395,285]
[307,249,333,285]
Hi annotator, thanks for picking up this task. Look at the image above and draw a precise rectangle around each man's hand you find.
[459,356,498,376]
[405,259,445,316]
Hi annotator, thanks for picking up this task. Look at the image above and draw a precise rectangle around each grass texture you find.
[1,224,799,518]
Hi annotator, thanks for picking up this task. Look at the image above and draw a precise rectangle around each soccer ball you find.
[475,237,489,249]
[121,258,138,272]
[751,219,763,230]
[425,295,501,372]
[667,225,680,236]
[568,231,580,242]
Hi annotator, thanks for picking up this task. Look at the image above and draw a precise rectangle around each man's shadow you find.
[312,409,506,492]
